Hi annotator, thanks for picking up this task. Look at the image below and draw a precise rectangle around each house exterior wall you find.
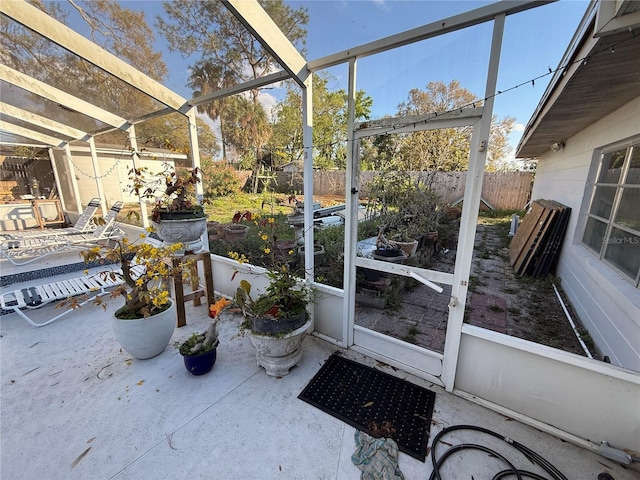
[530,97,640,372]
[51,146,180,209]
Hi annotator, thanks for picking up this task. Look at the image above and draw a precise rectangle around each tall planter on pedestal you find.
[246,316,313,376]
[153,214,207,254]
[128,165,207,253]
[232,214,315,376]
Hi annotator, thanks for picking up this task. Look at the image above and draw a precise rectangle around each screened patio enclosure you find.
[1,0,638,462]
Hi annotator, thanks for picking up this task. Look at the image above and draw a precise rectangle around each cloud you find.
[259,91,278,121]
[513,123,525,132]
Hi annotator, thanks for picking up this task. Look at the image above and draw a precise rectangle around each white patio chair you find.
[0,202,124,266]
[0,198,101,240]
[0,264,144,327]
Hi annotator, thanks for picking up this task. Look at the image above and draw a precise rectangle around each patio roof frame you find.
[2,0,640,461]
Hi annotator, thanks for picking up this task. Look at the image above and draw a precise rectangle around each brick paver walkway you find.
[355,224,509,353]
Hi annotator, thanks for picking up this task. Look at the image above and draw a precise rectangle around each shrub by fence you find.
[268,171,533,211]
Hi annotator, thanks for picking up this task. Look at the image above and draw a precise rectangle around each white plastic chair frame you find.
[0,202,124,266]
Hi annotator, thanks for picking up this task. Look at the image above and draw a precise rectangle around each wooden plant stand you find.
[171,252,214,327]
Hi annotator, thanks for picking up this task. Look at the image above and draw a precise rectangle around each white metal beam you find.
[87,137,107,214]
[355,108,484,139]
[0,65,126,128]
[0,141,49,148]
[222,0,307,87]
[1,0,187,111]
[343,58,358,348]
[127,125,149,229]
[47,147,65,210]
[0,120,64,146]
[63,144,83,214]
[301,75,314,328]
[1,103,87,140]
[185,107,208,253]
[189,70,291,107]
[308,0,554,71]
[441,14,506,392]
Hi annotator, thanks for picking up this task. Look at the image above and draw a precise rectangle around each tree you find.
[1,0,209,154]
[160,0,308,166]
[269,73,373,170]
[394,80,515,172]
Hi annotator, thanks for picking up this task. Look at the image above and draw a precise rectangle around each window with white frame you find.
[582,141,640,287]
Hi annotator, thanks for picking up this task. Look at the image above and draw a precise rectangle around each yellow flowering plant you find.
[61,234,197,319]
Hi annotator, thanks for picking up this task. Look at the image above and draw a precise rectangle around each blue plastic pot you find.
[182,348,217,376]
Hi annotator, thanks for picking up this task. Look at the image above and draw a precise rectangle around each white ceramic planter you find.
[111,302,176,360]
[247,317,312,376]
[153,217,207,253]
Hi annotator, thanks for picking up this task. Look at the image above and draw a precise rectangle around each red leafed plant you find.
[232,210,252,223]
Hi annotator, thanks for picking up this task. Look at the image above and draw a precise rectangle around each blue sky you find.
[79,0,589,160]
[286,0,588,159]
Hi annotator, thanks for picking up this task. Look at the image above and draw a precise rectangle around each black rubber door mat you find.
[298,353,436,461]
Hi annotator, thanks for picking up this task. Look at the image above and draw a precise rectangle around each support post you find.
[301,73,314,328]
[64,143,82,214]
[127,125,149,229]
[87,136,107,214]
[342,57,358,348]
[185,107,208,252]
[441,14,506,392]
[47,147,65,210]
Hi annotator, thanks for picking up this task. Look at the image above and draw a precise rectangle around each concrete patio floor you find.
[1,271,636,480]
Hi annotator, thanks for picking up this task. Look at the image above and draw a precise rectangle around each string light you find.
[68,33,637,165]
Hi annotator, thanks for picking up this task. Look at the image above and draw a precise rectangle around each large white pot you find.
[111,302,176,360]
[247,317,312,376]
[153,217,207,253]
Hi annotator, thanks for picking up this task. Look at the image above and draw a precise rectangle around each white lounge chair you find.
[0,198,101,240]
[0,202,124,266]
[0,264,144,327]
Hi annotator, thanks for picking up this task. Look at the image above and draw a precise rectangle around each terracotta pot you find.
[275,239,297,260]
[223,224,249,241]
[393,239,418,257]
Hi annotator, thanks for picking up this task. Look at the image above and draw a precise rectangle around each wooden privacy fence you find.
[273,171,533,211]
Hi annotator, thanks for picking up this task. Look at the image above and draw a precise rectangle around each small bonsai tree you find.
[127,163,204,222]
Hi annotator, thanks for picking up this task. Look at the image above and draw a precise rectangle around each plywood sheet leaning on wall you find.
[509,200,571,277]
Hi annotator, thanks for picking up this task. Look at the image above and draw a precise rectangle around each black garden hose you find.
[428,425,569,480]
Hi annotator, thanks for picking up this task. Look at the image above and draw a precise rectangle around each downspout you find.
[552,283,593,359]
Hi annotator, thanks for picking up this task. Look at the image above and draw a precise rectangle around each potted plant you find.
[232,215,314,376]
[178,297,230,375]
[365,172,444,258]
[128,163,207,253]
[60,237,198,360]
[223,211,251,241]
